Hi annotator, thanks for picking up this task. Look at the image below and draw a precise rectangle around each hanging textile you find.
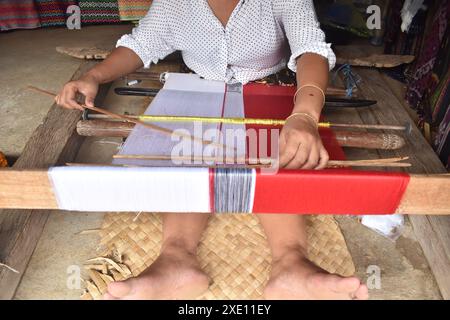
[117,0,152,21]
[384,0,450,165]
[406,0,450,109]
[0,0,40,31]
[430,31,450,165]
[78,0,121,24]
[35,0,78,27]
[384,0,430,82]
[428,29,450,125]
[436,104,450,166]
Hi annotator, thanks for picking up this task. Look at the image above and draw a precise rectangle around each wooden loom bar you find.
[0,168,448,214]
[0,61,112,300]
[122,71,356,96]
[76,119,406,150]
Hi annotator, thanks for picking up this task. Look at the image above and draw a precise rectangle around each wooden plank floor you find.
[327,46,450,299]
[0,61,112,300]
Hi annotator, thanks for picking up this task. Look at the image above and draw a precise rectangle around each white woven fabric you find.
[49,166,211,212]
[114,73,247,167]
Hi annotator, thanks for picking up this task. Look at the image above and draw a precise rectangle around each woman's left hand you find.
[279,114,329,169]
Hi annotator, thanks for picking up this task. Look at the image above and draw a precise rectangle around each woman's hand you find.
[55,73,99,111]
[279,114,329,170]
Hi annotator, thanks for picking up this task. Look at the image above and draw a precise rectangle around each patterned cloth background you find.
[0,0,41,31]
[118,0,152,21]
[78,0,121,24]
[35,0,77,27]
[0,0,153,30]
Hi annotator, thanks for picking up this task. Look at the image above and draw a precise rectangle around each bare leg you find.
[259,214,368,300]
[104,213,210,300]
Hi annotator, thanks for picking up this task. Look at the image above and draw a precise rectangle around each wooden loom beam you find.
[0,169,449,214]
[0,61,112,300]
[75,119,406,150]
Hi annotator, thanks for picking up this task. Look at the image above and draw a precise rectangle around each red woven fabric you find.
[243,83,410,215]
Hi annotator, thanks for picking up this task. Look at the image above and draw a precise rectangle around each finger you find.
[278,131,296,167]
[279,139,301,168]
[278,131,287,154]
[285,143,310,169]
[60,86,75,109]
[84,95,95,108]
[301,144,320,169]
[316,145,329,170]
[59,90,72,110]
[62,85,83,110]
[78,87,96,108]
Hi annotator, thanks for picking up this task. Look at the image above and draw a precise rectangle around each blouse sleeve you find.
[116,0,175,68]
[280,0,336,72]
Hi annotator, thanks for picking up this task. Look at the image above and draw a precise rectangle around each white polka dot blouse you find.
[117,0,336,84]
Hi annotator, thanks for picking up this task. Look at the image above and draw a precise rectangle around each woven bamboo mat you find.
[81,213,355,300]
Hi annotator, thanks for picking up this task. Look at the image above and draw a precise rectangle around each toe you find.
[313,274,361,294]
[103,292,118,300]
[333,276,361,293]
[354,284,369,300]
[107,280,133,298]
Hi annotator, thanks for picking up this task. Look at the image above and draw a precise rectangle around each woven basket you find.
[82,213,355,300]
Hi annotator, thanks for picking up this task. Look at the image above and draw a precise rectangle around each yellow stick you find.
[29,85,408,132]
[88,114,407,131]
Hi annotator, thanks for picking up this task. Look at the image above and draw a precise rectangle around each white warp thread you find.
[114,73,228,167]
[49,166,210,212]
[50,73,254,213]
[163,73,225,93]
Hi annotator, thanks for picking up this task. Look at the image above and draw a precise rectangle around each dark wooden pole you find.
[76,120,406,150]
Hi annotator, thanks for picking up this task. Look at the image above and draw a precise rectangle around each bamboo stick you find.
[66,162,272,169]
[27,86,231,151]
[112,154,411,168]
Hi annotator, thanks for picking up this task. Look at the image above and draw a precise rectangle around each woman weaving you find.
[57,0,368,300]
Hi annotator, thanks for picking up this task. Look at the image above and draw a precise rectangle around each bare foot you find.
[104,246,209,300]
[264,250,369,300]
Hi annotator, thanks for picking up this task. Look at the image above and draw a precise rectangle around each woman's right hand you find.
[55,74,99,111]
